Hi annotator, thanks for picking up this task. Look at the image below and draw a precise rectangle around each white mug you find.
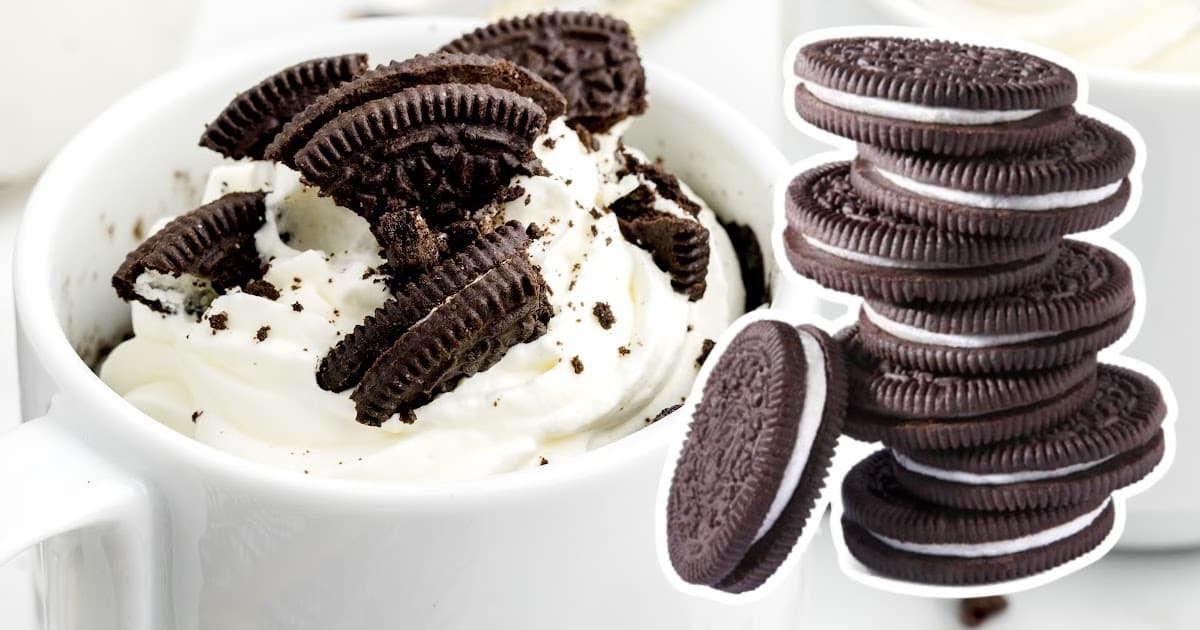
[4,18,814,630]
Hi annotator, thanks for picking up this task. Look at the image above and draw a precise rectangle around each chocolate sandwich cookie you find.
[783,163,1059,303]
[857,240,1135,374]
[892,365,1166,511]
[793,37,1077,156]
[200,54,369,160]
[440,11,647,132]
[265,52,566,166]
[112,192,267,315]
[839,326,1098,450]
[666,320,847,594]
[853,116,1135,239]
[841,451,1115,586]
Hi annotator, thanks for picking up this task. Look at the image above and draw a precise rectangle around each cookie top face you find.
[265,52,565,165]
[112,192,267,314]
[865,240,1134,337]
[440,11,647,131]
[859,117,1135,198]
[795,37,1076,111]
[667,320,808,586]
[903,365,1166,475]
[200,54,369,160]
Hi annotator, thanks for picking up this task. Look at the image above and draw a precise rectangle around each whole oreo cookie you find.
[112,192,266,314]
[858,240,1135,374]
[666,321,847,593]
[293,83,545,224]
[841,452,1115,586]
[200,54,369,160]
[440,11,647,132]
[892,365,1167,511]
[265,52,566,166]
[793,37,1077,156]
[783,162,1059,303]
[839,326,1098,450]
[854,117,1135,239]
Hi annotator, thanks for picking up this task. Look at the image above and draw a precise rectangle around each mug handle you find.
[0,399,165,630]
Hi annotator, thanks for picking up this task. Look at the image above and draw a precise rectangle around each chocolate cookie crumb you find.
[539,456,550,466]
[191,410,204,423]
[593,302,616,330]
[650,404,682,424]
[696,339,716,368]
[244,279,281,300]
[589,208,603,220]
[570,356,585,374]
[255,326,271,342]
[959,596,1008,627]
[526,223,545,239]
[209,311,229,332]
[618,345,631,357]
[292,302,304,312]
[590,224,599,237]
[543,137,557,149]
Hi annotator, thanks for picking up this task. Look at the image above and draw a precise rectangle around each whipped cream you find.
[101,118,745,482]
[916,0,1200,74]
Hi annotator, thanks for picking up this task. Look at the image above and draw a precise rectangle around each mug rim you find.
[13,16,791,503]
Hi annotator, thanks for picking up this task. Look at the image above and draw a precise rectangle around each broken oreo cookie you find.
[112,192,267,314]
[440,11,648,132]
[611,184,710,301]
[200,54,369,160]
[666,320,846,593]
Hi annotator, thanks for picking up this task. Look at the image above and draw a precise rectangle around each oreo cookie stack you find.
[784,36,1168,585]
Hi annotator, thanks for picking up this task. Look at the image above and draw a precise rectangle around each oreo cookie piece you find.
[200,54,369,160]
[666,321,847,594]
[793,37,1077,156]
[265,53,566,166]
[858,240,1135,374]
[853,116,1135,239]
[841,451,1115,586]
[840,326,1098,450]
[892,365,1167,511]
[610,167,710,301]
[112,192,267,315]
[783,162,1059,303]
[293,83,545,225]
[440,11,647,132]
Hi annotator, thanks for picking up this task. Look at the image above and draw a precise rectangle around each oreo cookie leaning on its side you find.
[265,52,567,166]
[839,326,1098,450]
[852,117,1135,240]
[317,222,552,426]
[841,451,1115,586]
[667,320,847,594]
[440,11,647,132]
[793,37,1077,156]
[112,192,267,315]
[200,54,370,160]
[892,365,1167,512]
[857,240,1135,375]
[783,162,1059,304]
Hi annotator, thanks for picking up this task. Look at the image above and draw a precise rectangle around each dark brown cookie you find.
[112,192,267,314]
[857,240,1135,374]
[440,11,647,131]
[666,321,846,593]
[200,54,369,160]
[265,52,566,165]
[719,221,768,311]
[841,451,1115,586]
[611,184,710,301]
[293,83,546,224]
[783,162,1059,303]
[893,365,1167,511]
[840,326,1098,450]
[793,37,1078,156]
[317,221,532,392]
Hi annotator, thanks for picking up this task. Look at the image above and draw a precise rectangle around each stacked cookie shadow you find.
[785,37,1168,585]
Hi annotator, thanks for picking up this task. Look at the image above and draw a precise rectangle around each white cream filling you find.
[867,499,1110,558]
[752,329,828,543]
[133,270,217,315]
[876,168,1123,211]
[862,302,1059,349]
[803,81,1043,125]
[804,235,971,271]
[892,450,1114,485]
